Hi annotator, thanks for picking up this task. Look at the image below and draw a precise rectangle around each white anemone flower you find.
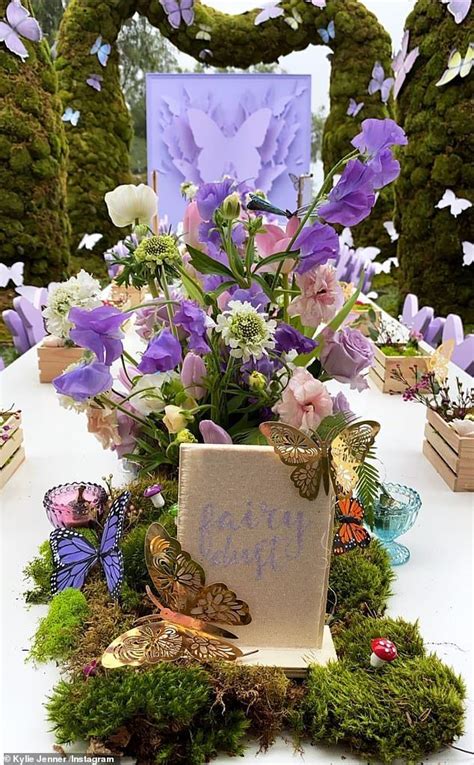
[215,300,276,362]
[104,183,157,228]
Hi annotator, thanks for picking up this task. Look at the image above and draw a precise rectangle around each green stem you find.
[282,273,289,322]
[147,278,159,298]
[159,267,179,340]
[99,395,148,427]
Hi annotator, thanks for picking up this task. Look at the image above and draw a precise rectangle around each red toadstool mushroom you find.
[370,637,398,668]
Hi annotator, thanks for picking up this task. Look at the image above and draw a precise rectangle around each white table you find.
[1,345,473,763]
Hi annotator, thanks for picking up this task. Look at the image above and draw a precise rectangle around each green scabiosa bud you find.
[176,428,198,444]
[134,235,180,267]
[248,371,267,391]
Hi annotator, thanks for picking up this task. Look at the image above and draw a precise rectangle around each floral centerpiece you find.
[52,119,405,481]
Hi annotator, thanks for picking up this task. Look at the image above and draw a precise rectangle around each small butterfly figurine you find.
[0,0,42,62]
[333,496,371,555]
[50,491,130,600]
[427,340,455,384]
[368,61,394,103]
[254,0,284,25]
[383,220,399,242]
[260,419,380,500]
[436,188,472,217]
[62,107,80,126]
[346,98,364,117]
[284,7,303,30]
[102,523,251,667]
[0,261,24,288]
[392,30,419,99]
[86,73,103,91]
[440,0,471,24]
[462,241,474,267]
[436,44,474,86]
[318,19,335,44]
[160,0,195,29]
[289,172,300,191]
[90,35,111,67]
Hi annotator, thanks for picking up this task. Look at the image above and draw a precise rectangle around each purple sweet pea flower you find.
[274,323,317,355]
[318,159,376,227]
[294,222,339,274]
[137,328,182,374]
[231,282,269,311]
[240,355,282,383]
[351,118,407,190]
[199,419,233,444]
[181,352,207,399]
[320,327,374,390]
[69,305,125,365]
[174,300,211,354]
[196,179,235,220]
[331,391,354,416]
[53,361,113,402]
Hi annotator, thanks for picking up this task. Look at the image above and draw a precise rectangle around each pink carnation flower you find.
[273,368,333,433]
[288,264,344,328]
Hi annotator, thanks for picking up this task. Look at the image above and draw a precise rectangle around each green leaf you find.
[187,245,234,278]
[253,249,299,272]
[176,265,205,305]
[355,459,382,529]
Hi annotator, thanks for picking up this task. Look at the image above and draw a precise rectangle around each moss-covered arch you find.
[0,0,70,283]
[57,0,393,254]
[395,0,473,323]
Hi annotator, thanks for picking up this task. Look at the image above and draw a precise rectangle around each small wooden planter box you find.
[369,344,429,394]
[110,283,145,308]
[0,411,25,489]
[423,409,474,492]
[37,342,85,383]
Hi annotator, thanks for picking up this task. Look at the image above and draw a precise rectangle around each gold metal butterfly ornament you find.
[259,419,380,500]
[101,523,251,668]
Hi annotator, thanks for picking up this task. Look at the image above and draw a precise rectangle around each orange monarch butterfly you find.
[332,496,371,555]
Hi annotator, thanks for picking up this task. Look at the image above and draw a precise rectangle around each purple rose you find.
[199,420,232,444]
[331,391,354,416]
[320,328,374,390]
[174,300,210,354]
[294,221,339,274]
[69,305,126,365]
[53,361,113,402]
[195,179,235,221]
[137,328,182,374]
[274,323,317,355]
[318,159,376,227]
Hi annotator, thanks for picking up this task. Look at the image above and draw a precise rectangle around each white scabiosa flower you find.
[215,300,276,362]
[42,270,102,339]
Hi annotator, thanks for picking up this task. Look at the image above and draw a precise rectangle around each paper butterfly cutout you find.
[462,241,474,266]
[0,261,24,288]
[62,107,80,126]
[78,233,103,250]
[374,256,399,275]
[86,73,103,91]
[347,98,364,117]
[383,220,399,242]
[255,0,283,26]
[195,23,211,41]
[285,8,303,30]
[90,35,110,67]
[198,48,213,61]
[318,19,335,44]
[440,0,471,24]
[392,30,419,99]
[50,491,130,600]
[436,44,474,86]
[0,0,41,62]
[259,419,380,500]
[333,496,371,555]
[187,107,272,183]
[160,0,195,29]
[305,0,326,6]
[427,340,455,384]
[436,189,472,217]
[368,61,394,103]
[102,522,251,667]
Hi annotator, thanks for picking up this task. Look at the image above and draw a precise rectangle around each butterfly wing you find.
[102,622,184,667]
[381,77,394,103]
[180,0,195,26]
[231,108,272,181]
[368,61,384,94]
[318,26,329,43]
[460,44,474,77]
[333,523,370,555]
[99,491,130,599]
[427,339,455,383]
[50,529,98,594]
[436,49,463,86]
[337,496,365,522]
[90,35,101,55]
[259,421,321,466]
[188,582,251,626]
[330,421,380,495]
[0,20,28,59]
[145,522,205,611]
[181,626,243,662]
[290,461,322,500]
[97,42,110,66]
[328,20,335,38]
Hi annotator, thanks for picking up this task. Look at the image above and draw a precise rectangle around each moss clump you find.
[24,539,54,603]
[379,344,423,357]
[29,589,89,663]
[0,0,70,283]
[329,539,394,619]
[395,0,474,323]
[333,614,425,666]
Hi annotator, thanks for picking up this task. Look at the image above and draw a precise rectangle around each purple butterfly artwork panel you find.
[146,74,312,226]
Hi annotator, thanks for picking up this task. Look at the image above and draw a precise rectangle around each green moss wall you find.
[58,0,392,259]
[0,0,70,283]
[395,0,473,323]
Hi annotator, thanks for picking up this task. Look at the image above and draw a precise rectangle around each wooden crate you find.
[110,283,145,308]
[423,408,474,492]
[369,344,429,394]
[37,342,85,383]
[0,411,25,489]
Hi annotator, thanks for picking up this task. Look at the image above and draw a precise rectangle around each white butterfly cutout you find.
[462,241,473,266]
[436,189,472,217]
[374,257,399,275]
[0,261,24,287]
[440,0,471,24]
[284,8,302,29]
[62,107,80,126]
[383,220,399,242]
[187,107,272,184]
[254,0,283,26]
[78,233,103,250]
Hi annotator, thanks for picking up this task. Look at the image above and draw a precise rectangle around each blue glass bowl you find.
[373,483,421,566]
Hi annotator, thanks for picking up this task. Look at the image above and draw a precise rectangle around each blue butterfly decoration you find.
[62,107,80,126]
[90,35,111,67]
[50,491,130,600]
[318,19,335,43]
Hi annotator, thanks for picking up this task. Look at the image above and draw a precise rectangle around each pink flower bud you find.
[181,352,207,400]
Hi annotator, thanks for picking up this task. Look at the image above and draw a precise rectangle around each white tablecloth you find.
[1,345,473,763]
